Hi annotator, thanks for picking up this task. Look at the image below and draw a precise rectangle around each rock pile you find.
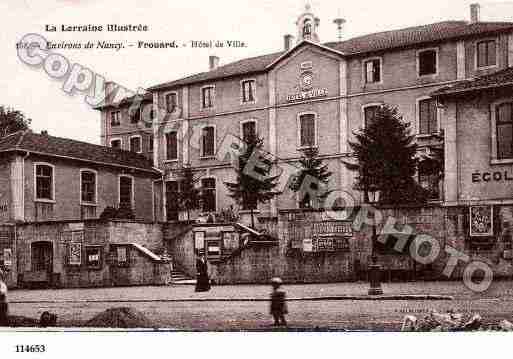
[402,310,513,332]
[85,307,155,328]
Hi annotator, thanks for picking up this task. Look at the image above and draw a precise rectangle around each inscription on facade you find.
[472,170,513,183]
[286,88,328,102]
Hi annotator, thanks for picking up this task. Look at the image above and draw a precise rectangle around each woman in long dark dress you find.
[195,253,211,292]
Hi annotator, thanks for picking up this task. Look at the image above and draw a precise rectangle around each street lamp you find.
[368,190,383,295]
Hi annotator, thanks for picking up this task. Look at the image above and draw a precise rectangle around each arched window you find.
[303,19,312,36]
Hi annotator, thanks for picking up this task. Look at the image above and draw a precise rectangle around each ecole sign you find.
[472,170,513,183]
[286,88,328,102]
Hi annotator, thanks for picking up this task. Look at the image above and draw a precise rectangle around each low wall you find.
[16,220,168,288]
[162,204,513,284]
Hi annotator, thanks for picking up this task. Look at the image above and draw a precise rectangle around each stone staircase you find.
[170,269,196,285]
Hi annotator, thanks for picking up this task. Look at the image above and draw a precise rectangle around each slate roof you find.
[0,131,160,175]
[432,66,513,96]
[148,20,513,91]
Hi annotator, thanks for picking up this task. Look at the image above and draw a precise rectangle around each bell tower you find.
[296,3,320,43]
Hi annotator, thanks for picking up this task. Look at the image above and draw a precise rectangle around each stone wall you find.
[16,220,169,288]
[163,221,195,276]
[167,205,513,284]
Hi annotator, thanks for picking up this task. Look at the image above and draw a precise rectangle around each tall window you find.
[166,131,178,160]
[149,135,154,153]
[201,86,215,108]
[418,49,437,76]
[299,114,316,148]
[130,136,141,153]
[497,103,513,159]
[35,164,53,200]
[110,139,121,149]
[166,93,177,113]
[201,126,215,157]
[477,40,496,68]
[119,176,133,208]
[241,80,256,103]
[364,59,381,83]
[130,108,140,123]
[81,170,96,204]
[419,98,438,135]
[364,105,380,128]
[201,178,216,212]
[241,121,256,143]
[110,111,121,126]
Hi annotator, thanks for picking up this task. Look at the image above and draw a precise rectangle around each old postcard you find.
[1,0,513,357]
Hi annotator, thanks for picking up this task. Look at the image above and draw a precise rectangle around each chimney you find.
[209,55,219,71]
[284,34,293,51]
[470,3,480,23]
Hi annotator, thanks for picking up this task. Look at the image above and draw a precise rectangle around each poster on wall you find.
[194,231,205,253]
[69,242,82,265]
[469,205,494,237]
[3,248,12,267]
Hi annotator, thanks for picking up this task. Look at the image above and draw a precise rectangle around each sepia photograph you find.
[1,0,513,356]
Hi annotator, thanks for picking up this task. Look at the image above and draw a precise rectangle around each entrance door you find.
[31,241,53,272]
[165,181,179,221]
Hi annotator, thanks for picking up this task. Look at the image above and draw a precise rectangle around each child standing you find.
[270,277,287,326]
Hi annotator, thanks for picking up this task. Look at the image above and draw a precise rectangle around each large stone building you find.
[97,4,513,222]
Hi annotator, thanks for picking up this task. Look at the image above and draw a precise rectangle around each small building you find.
[0,130,166,288]
[433,67,513,250]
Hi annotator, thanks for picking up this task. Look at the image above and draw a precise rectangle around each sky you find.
[0,0,512,144]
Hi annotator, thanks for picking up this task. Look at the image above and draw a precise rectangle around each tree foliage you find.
[224,133,281,227]
[177,164,202,220]
[0,106,31,138]
[343,104,428,205]
[289,147,333,208]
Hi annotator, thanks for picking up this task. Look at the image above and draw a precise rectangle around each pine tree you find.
[343,104,428,205]
[289,147,332,208]
[224,133,281,228]
[177,164,202,221]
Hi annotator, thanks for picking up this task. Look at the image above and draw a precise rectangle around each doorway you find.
[31,241,53,272]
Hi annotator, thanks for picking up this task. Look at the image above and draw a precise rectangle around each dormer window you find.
[364,58,381,84]
[201,86,215,109]
[110,111,121,126]
[241,80,256,103]
[477,40,497,68]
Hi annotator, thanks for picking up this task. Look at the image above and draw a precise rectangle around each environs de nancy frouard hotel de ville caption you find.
[0,3,512,289]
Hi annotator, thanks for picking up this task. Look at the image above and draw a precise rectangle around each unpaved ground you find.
[6,281,513,330]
